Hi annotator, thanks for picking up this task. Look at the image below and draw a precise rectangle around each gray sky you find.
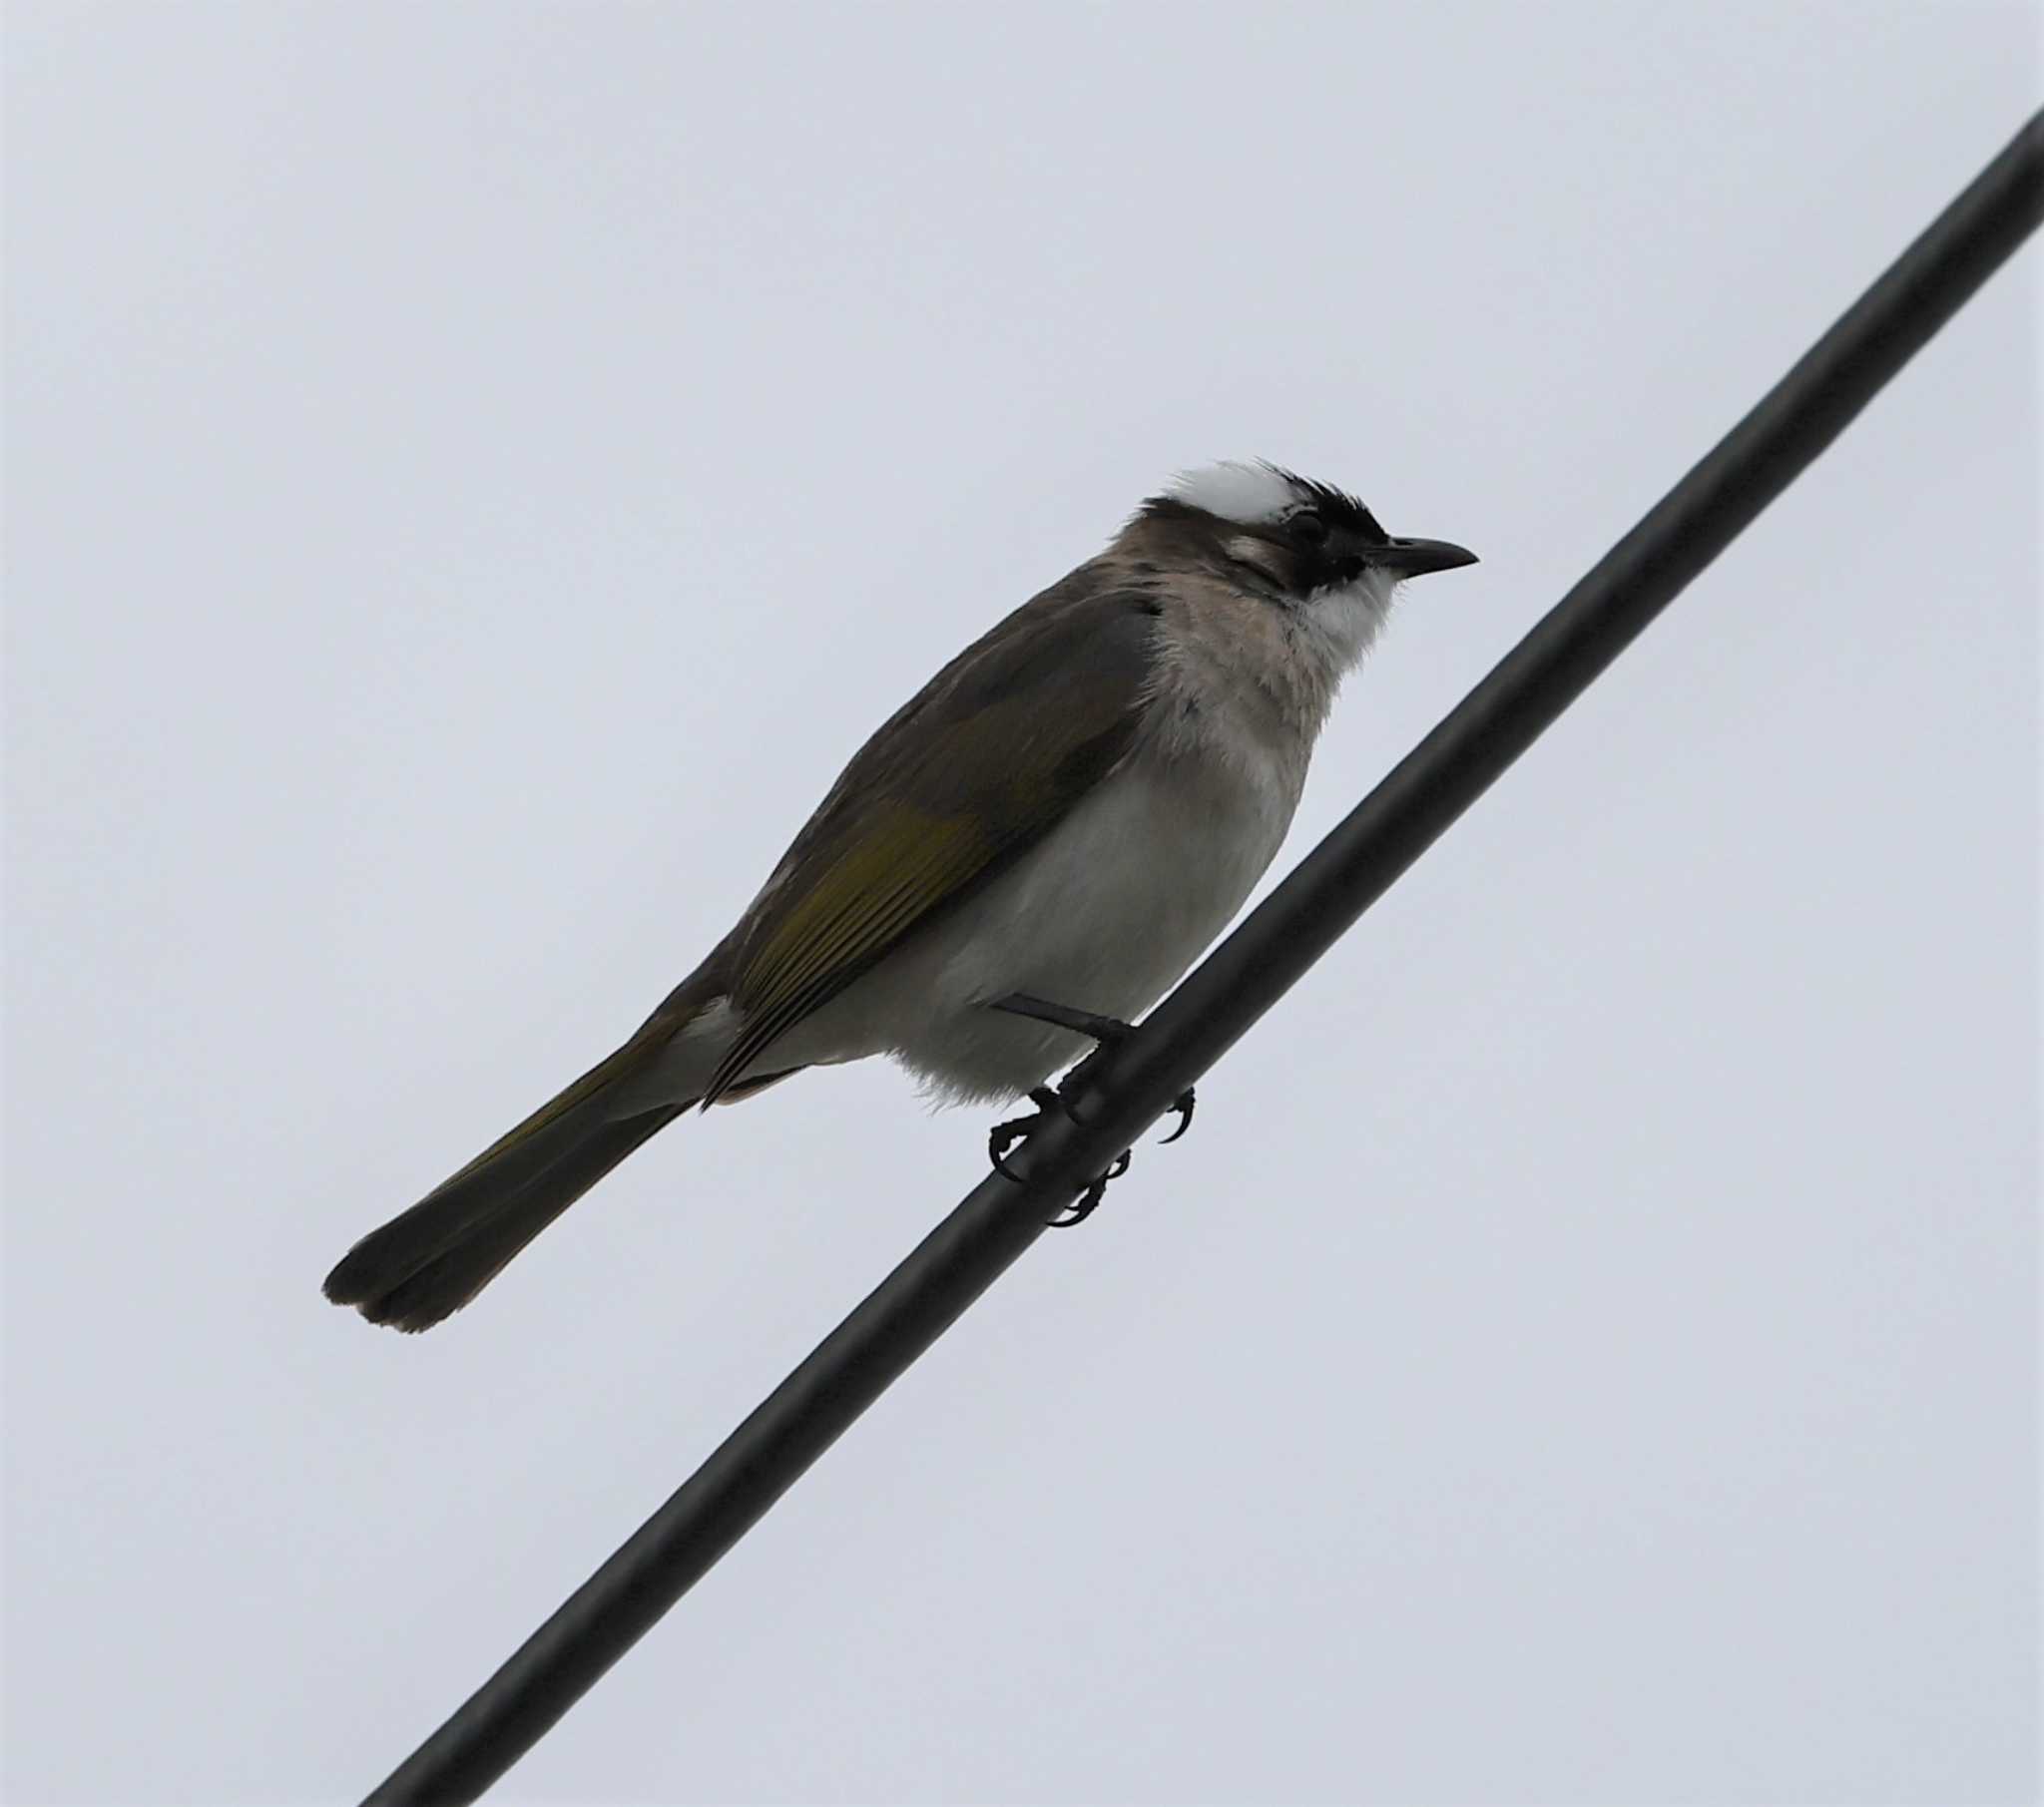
[6,4,2038,1802]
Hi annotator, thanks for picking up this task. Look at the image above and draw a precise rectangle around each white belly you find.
[775,736,1302,1103]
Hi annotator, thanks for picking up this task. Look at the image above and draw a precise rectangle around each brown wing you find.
[699,565,1162,1103]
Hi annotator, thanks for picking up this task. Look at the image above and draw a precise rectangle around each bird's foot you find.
[981,994,1198,1224]
[986,1085,1132,1227]
[991,994,1197,1146]
[988,1088,1063,1184]
[1049,1148,1132,1227]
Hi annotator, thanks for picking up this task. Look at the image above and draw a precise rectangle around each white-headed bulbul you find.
[323,462,1477,1330]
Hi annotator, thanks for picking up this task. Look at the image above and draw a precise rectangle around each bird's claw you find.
[989,1087,1062,1184]
[982,995,1200,1225]
[1048,1148,1132,1227]
[986,1086,1135,1228]
[1159,1086,1197,1144]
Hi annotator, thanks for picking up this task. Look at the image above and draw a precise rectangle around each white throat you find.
[1296,566,1401,682]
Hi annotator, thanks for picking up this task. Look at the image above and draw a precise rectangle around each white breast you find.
[775,724,1303,1104]
[630,559,1399,1112]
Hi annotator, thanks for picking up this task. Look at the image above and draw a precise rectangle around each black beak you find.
[1372,535,1479,579]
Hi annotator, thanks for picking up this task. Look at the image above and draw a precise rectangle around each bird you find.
[323,462,1477,1331]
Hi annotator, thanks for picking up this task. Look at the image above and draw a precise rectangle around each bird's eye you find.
[1290,510,1328,547]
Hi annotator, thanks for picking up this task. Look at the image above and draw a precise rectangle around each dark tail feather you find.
[324,1105,687,1332]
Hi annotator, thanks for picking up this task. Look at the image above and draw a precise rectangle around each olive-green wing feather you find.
[700,570,1161,1103]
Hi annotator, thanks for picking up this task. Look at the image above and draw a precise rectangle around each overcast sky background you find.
[6,5,2038,1803]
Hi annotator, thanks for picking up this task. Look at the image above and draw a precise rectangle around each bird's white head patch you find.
[1165,460,1310,527]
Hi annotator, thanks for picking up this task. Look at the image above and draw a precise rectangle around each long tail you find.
[322,1104,686,1333]
[324,975,738,1332]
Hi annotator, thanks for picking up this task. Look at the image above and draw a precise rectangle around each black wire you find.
[362,111,2044,1806]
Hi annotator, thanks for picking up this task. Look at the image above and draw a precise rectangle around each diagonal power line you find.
[362,110,2043,1806]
